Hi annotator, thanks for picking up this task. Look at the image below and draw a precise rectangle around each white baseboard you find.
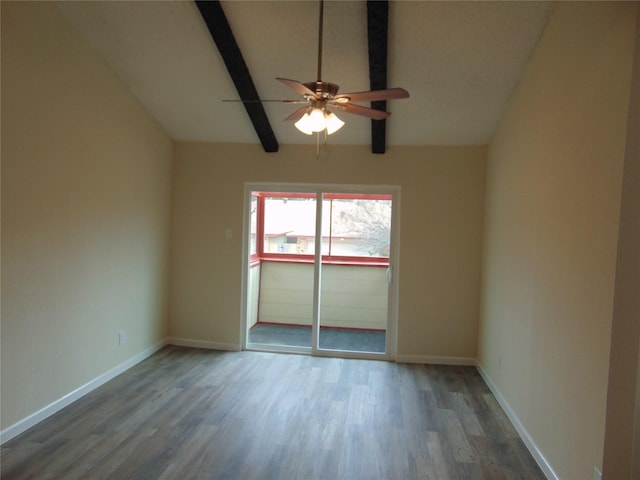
[476,364,559,480]
[0,341,166,445]
[395,354,477,366]
[166,337,240,352]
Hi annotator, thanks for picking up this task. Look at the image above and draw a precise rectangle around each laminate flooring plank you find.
[310,445,341,480]
[180,423,238,478]
[429,429,457,479]
[1,346,546,480]
[53,430,135,480]
[453,460,491,480]
[408,362,435,391]
[20,434,102,480]
[80,428,157,479]
[468,435,524,480]
[149,425,219,480]
[439,408,478,464]
[1,439,64,480]
[410,451,443,480]
[318,355,343,384]
[451,391,486,437]
[509,436,549,478]
[483,392,521,438]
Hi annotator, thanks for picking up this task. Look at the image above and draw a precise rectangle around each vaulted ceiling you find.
[55,1,553,152]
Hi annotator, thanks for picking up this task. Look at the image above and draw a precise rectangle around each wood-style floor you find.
[1,346,545,479]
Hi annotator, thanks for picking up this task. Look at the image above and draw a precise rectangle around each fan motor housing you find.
[304,81,340,99]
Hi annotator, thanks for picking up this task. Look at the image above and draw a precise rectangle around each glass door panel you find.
[318,195,391,353]
[247,193,316,351]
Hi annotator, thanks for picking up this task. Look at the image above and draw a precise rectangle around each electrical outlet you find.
[118,331,126,346]
[593,467,602,480]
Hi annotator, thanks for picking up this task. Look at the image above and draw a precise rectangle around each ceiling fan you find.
[230,0,409,136]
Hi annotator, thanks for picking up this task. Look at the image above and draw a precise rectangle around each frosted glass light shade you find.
[325,112,344,134]
[294,113,315,135]
[308,108,326,132]
[294,108,344,135]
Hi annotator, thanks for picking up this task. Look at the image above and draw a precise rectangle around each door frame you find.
[239,182,401,361]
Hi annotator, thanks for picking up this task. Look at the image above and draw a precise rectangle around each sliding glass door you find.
[243,184,398,359]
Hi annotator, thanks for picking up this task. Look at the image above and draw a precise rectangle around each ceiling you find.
[55,1,553,150]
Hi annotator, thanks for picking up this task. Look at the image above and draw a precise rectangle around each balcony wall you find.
[256,261,388,330]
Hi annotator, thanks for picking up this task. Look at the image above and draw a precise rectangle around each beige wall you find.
[169,142,486,359]
[1,2,172,431]
[602,5,640,479]
[479,3,637,479]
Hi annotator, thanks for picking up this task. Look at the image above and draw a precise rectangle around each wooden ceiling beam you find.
[367,0,389,154]
[195,1,278,153]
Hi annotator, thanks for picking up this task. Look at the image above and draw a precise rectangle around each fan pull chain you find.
[314,130,330,159]
[314,130,329,159]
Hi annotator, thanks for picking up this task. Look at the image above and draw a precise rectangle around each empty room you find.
[1,1,638,479]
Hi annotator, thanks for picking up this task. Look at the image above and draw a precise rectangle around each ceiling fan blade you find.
[284,106,310,122]
[276,78,318,98]
[338,103,390,120]
[333,87,409,103]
